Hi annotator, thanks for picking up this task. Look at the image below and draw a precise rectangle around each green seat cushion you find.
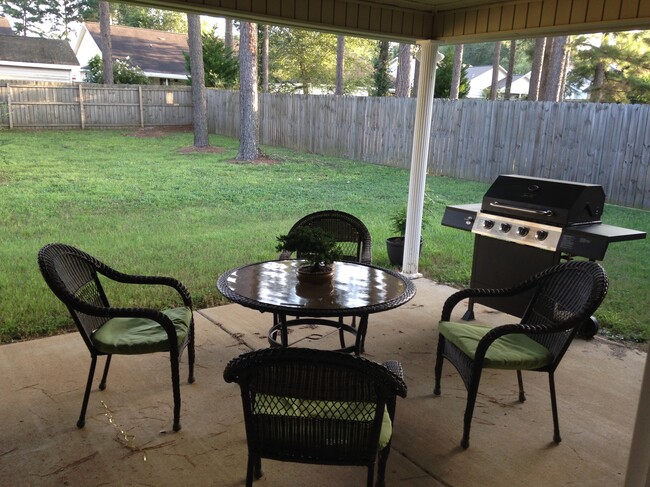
[254,394,393,450]
[92,306,191,355]
[439,321,553,370]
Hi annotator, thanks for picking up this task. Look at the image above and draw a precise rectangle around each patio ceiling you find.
[130,0,650,42]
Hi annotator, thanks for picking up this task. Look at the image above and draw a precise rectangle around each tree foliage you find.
[434,53,470,98]
[183,28,238,89]
[568,32,650,104]
[372,40,391,96]
[268,27,374,94]
[84,54,148,84]
[0,0,49,36]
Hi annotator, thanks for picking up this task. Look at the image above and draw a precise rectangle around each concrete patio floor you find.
[1,278,646,486]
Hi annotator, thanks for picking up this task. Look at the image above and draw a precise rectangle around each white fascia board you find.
[0,60,76,70]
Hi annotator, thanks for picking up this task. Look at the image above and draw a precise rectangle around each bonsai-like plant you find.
[390,193,436,237]
[275,226,342,272]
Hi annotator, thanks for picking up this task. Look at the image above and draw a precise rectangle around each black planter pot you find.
[386,237,423,267]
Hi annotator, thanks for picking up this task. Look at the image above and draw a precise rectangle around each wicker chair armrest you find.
[441,277,547,321]
[96,268,193,308]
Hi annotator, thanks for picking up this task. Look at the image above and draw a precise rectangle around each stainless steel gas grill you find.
[442,175,646,336]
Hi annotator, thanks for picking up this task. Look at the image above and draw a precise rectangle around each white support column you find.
[402,40,439,277]
[624,352,650,487]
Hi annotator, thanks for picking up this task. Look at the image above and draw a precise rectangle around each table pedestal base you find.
[268,316,368,355]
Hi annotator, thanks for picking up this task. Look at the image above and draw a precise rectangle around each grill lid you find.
[482,175,606,226]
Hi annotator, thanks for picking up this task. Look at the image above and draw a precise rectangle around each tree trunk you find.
[411,57,420,98]
[489,41,501,100]
[335,35,345,95]
[450,44,464,100]
[544,36,568,101]
[591,62,606,102]
[504,40,516,99]
[99,1,113,85]
[528,37,546,101]
[224,18,233,50]
[237,21,260,161]
[538,37,554,101]
[262,25,269,93]
[394,43,412,97]
[187,14,208,148]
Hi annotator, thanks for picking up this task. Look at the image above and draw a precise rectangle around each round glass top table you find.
[216,260,416,354]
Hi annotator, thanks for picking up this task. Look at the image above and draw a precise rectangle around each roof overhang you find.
[122,0,650,43]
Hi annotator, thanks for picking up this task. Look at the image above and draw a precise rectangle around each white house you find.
[72,22,190,85]
[466,65,508,98]
[0,34,80,82]
[496,72,531,99]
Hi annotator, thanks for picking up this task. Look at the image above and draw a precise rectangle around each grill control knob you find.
[535,230,549,241]
[516,226,529,237]
[499,223,511,233]
[482,220,494,229]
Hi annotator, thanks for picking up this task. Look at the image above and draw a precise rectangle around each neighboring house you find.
[73,22,189,85]
[496,72,531,99]
[466,65,507,98]
[0,15,14,35]
[0,35,80,82]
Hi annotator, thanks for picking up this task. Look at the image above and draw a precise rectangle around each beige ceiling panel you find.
[570,0,589,24]
[295,1,309,21]
[321,0,334,25]
[499,4,515,31]
[620,0,640,19]
[487,7,501,31]
[641,0,650,16]
[357,4,370,29]
[603,0,623,21]
[464,10,479,34]
[512,3,529,29]
[308,0,321,22]
[526,2,543,28]
[585,0,606,21]
[391,10,404,36]
[369,6,382,31]
[281,0,295,18]
[540,0,558,26]
[333,1,346,26]
[381,8,394,32]
[475,8,489,33]
[452,12,465,36]
[555,1,572,24]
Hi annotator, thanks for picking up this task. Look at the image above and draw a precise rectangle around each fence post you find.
[7,86,12,129]
[138,86,144,128]
[78,84,85,129]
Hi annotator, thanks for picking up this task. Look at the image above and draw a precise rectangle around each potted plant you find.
[275,226,342,284]
[386,195,434,267]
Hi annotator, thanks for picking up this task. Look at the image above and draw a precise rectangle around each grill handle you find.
[489,201,554,217]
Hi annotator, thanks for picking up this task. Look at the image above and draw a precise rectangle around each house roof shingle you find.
[0,36,79,65]
[84,22,189,77]
[0,16,14,35]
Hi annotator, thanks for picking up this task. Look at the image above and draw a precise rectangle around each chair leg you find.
[548,372,562,443]
[433,336,445,395]
[99,355,112,390]
[376,444,389,487]
[170,350,182,432]
[367,461,375,487]
[246,455,262,486]
[338,316,347,349]
[77,355,98,428]
[461,369,483,449]
[187,319,196,384]
[517,370,526,402]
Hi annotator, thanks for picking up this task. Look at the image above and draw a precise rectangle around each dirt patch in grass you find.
[178,145,227,154]
[125,125,193,137]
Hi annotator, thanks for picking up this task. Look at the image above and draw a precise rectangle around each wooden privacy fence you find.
[0,82,192,129]
[208,91,650,209]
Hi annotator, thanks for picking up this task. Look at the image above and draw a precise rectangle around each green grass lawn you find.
[1,129,648,344]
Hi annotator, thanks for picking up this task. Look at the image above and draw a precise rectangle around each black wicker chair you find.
[37,243,195,432]
[278,210,372,264]
[223,348,407,487]
[433,260,608,449]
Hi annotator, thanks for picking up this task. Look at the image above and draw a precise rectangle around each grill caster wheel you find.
[577,316,599,339]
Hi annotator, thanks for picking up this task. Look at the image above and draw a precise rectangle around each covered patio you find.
[1,278,644,486]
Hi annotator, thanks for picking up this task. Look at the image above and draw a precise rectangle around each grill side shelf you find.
[441,204,480,231]
[558,224,646,260]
